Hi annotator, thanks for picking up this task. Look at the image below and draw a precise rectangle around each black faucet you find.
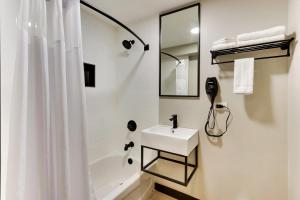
[124,141,134,151]
[169,114,178,129]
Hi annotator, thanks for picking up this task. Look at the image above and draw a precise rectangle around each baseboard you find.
[154,183,199,200]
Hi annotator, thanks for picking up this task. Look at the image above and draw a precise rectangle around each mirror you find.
[159,4,200,97]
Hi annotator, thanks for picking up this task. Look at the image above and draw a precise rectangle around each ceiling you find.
[82,0,196,24]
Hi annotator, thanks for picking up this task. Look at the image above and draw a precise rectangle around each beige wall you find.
[288,0,300,199]
[158,0,289,199]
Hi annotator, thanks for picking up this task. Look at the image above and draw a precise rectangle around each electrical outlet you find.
[215,102,227,110]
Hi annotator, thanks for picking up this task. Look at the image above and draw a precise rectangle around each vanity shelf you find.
[210,38,294,65]
[141,145,198,186]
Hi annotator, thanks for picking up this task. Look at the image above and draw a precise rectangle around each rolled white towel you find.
[237,34,285,47]
[211,42,237,51]
[213,37,236,45]
[237,26,286,41]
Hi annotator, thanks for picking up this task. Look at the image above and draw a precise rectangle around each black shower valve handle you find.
[124,141,134,151]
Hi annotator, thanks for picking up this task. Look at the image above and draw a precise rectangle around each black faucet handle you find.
[169,114,177,121]
[169,114,178,129]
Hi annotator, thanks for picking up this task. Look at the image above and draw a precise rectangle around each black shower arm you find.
[80,0,150,51]
[160,52,181,64]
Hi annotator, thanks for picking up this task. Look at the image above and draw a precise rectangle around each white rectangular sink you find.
[141,125,199,156]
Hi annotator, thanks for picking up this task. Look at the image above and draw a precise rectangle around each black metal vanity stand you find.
[141,145,198,186]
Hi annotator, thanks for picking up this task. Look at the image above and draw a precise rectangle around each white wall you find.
[287,0,300,199]
[115,16,159,160]
[81,9,121,163]
[158,0,289,199]
[81,8,159,163]
[1,0,20,199]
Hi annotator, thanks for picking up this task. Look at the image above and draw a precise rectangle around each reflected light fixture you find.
[190,27,199,34]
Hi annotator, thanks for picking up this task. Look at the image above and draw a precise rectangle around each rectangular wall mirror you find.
[159,3,200,97]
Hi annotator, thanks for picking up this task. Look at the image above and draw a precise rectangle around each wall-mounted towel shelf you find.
[210,38,294,65]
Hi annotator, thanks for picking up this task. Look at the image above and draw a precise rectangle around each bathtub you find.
[90,153,140,200]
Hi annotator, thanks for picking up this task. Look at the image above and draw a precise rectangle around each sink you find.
[141,125,199,156]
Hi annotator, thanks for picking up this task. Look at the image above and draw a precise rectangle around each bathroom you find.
[1,0,299,199]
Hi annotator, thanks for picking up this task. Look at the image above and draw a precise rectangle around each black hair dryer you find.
[205,77,218,104]
[204,77,231,137]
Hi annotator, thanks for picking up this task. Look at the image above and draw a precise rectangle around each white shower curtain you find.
[176,58,189,95]
[6,0,90,199]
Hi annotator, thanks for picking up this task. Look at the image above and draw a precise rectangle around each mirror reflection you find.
[160,4,200,97]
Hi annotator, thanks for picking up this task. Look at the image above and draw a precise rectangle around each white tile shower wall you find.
[81,9,159,164]
[81,9,120,163]
[287,0,300,199]
[115,16,159,162]
[158,0,289,199]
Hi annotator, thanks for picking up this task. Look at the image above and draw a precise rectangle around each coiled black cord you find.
[205,104,232,137]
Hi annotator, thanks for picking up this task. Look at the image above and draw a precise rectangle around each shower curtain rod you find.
[161,52,181,64]
[80,0,150,51]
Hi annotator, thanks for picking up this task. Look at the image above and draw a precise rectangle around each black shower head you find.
[122,40,135,49]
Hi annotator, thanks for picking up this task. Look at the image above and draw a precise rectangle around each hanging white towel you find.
[233,58,254,95]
